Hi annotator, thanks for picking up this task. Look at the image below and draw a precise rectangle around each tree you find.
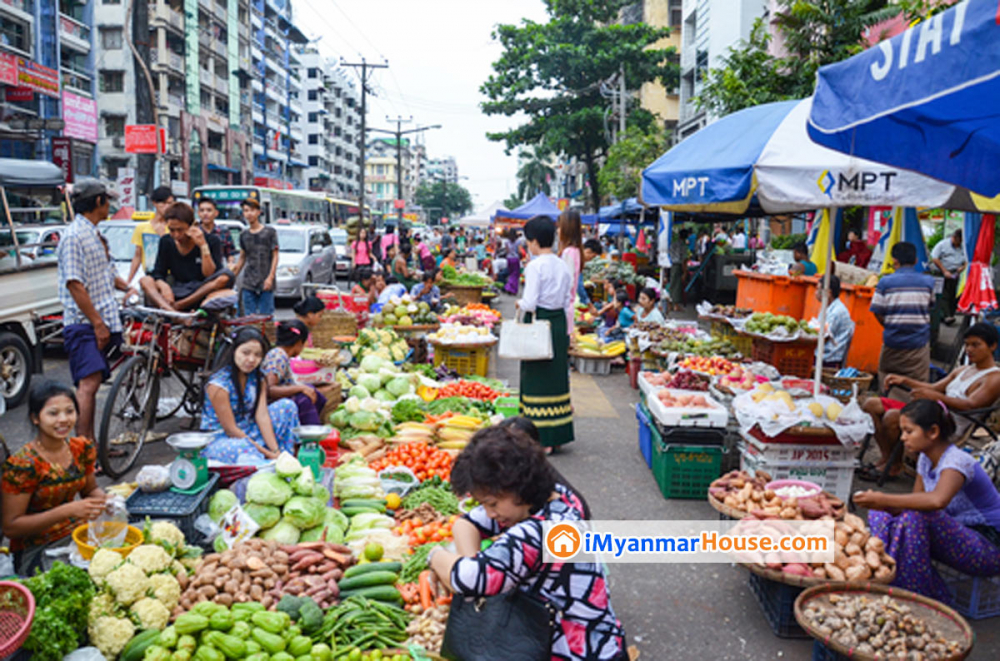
[503,194,523,210]
[516,146,556,201]
[597,125,668,201]
[697,0,898,116]
[481,0,679,210]
[415,181,473,224]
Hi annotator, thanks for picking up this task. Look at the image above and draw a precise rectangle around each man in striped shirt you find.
[870,241,935,391]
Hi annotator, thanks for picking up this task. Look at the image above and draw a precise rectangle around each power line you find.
[342,58,388,224]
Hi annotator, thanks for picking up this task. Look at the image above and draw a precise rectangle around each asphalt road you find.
[1,293,997,660]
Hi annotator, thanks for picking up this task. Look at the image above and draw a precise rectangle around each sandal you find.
[857,464,899,483]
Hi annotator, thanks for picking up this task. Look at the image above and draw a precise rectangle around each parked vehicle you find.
[274,224,336,298]
[330,228,350,279]
[0,160,68,406]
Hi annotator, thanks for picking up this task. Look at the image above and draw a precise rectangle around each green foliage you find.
[481,0,679,209]
[770,233,807,250]
[926,222,945,252]
[516,146,556,200]
[597,125,669,201]
[503,194,523,210]
[896,0,962,21]
[414,180,473,224]
[21,562,95,661]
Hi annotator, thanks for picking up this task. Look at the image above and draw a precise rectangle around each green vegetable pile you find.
[398,544,446,584]
[390,396,491,425]
[315,596,411,655]
[20,561,95,661]
[440,265,492,287]
[401,478,459,516]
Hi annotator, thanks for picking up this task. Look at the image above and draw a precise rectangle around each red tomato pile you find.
[436,380,500,401]
[395,515,458,546]
[369,442,454,481]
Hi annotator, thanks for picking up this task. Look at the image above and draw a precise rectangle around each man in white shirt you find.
[731,229,747,250]
[931,229,967,324]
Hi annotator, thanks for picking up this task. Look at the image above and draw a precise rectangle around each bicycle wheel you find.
[155,370,188,421]
[98,354,158,479]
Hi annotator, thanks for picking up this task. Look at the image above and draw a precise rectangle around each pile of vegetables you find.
[368,442,454,482]
[399,478,460,516]
[708,470,846,520]
[404,603,448,654]
[313,596,412,657]
[440,265,491,287]
[439,303,501,328]
[390,396,492,425]
[398,544,445,584]
[20,561,95,661]
[328,356,432,439]
[349,328,409,365]
[435,380,501,402]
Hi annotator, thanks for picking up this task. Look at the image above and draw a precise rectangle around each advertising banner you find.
[62,91,98,143]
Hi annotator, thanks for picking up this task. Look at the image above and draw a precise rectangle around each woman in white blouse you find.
[517,216,575,451]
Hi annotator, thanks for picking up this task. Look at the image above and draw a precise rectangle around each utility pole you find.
[368,118,440,223]
[619,64,627,139]
[342,58,388,228]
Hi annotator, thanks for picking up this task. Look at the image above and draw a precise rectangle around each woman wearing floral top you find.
[2,380,107,574]
[262,320,327,425]
[200,327,299,465]
[428,426,626,661]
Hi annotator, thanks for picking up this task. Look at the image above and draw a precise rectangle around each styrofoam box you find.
[637,371,665,400]
[740,449,856,502]
[296,366,338,385]
[647,388,729,428]
[740,430,855,465]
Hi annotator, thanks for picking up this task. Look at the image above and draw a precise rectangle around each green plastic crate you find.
[495,396,520,418]
[652,436,723,500]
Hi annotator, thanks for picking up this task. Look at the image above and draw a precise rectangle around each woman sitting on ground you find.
[855,400,1000,603]
[861,322,1000,481]
[636,287,665,324]
[293,295,325,348]
[201,327,299,464]
[262,320,327,426]
[2,380,108,574]
[429,425,625,660]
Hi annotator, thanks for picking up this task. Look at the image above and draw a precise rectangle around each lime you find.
[348,649,362,661]
[370,652,383,661]
[364,542,385,562]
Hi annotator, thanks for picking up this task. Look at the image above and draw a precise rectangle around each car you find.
[330,228,350,279]
[0,224,66,264]
[274,224,336,298]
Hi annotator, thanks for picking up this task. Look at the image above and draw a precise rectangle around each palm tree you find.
[516,146,555,200]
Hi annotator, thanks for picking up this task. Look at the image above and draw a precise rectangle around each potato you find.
[215,565,230,576]
[874,565,893,582]
[813,567,827,579]
[824,563,846,581]
[845,564,872,582]
[272,564,289,575]
[224,579,239,595]
[846,556,865,568]
[834,529,849,547]
[849,531,865,547]
[780,507,797,519]
[214,577,226,589]
[845,543,863,557]
[834,550,851,571]
[215,593,234,607]
[200,585,218,598]
[250,584,264,600]
[843,513,865,533]
[865,536,885,554]
[865,550,881,570]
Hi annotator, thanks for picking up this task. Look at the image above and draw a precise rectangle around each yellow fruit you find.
[826,402,843,421]
[385,493,401,510]
[808,402,824,417]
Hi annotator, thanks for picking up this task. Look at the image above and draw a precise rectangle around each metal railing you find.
[61,67,91,95]
[59,13,90,44]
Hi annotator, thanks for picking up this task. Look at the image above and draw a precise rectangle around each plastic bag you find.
[88,494,129,550]
[136,465,171,493]
[64,647,106,661]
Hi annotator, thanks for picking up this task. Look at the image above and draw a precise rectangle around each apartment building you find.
[426,156,457,184]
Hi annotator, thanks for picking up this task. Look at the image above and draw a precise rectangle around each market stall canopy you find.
[458,201,506,228]
[0,159,64,187]
[492,192,561,222]
[807,0,1000,200]
[599,198,646,219]
[640,97,994,214]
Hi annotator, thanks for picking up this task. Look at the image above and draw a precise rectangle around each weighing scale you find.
[166,433,213,494]
[294,426,331,480]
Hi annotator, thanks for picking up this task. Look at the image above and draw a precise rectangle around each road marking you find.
[571,373,618,418]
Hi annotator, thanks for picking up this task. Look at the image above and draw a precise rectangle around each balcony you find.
[207,149,226,167]
[59,13,90,52]
[0,0,33,20]
[198,30,210,49]
[149,48,184,74]
[252,137,264,154]
[61,66,91,96]
[215,72,229,94]
[148,2,184,32]
[211,37,226,58]
[211,1,226,22]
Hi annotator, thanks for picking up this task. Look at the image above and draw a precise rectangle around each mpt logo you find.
[817,170,899,197]
[672,176,709,198]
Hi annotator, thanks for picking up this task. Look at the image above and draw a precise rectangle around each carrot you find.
[418,570,434,611]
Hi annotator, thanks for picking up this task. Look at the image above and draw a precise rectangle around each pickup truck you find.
[0,159,69,406]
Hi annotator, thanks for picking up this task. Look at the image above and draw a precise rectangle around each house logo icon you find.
[545,523,582,560]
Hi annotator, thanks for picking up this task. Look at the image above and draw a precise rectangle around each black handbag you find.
[440,565,559,661]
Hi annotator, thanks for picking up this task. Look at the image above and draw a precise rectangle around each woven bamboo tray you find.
[442,284,486,306]
[313,311,358,349]
[741,556,896,590]
[821,368,875,403]
[794,583,974,661]
[707,493,847,521]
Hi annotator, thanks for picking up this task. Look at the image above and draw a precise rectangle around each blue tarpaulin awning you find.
[492,192,562,222]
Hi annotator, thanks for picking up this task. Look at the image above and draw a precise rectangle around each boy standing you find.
[233,198,278,315]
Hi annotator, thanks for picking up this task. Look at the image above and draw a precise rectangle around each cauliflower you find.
[88,593,117,622]
[89,548,123,582]
[130,597,171,630]
[147,573,181,611]
[89,615,135,659]
[149,521,185,548]
[105,563,150,605]
[127,544,173,574]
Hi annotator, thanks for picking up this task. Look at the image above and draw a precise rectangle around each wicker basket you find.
[742,556,896,590]
[443,285,484,306]
[0,582,34,659]
[821,368,875,403]
[312,311,358,349]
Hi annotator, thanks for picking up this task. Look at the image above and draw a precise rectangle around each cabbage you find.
[357,374,382,393]
[348,411,380,431]
[349,385,370,400]
[349,512,394,530]
[294,468,315,496]
[243,503,281,529]
[246,472,293,506]
[373,389,395,403]
[360,355,384,373]
[275,452,303,478]
[312,484,331,505]
[329,408,350,429]
[260,520,300,544]
[385,377,413,398]
[345,397,361,414]
[282,496,326,529]
[300,523,345,544]
[208,489,238,523]
[360,398,381,413]
[324,507,349,531]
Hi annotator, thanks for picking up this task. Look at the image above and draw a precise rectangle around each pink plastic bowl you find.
[290,358,320,375]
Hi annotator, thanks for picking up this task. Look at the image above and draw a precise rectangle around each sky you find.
[292,0,550,211]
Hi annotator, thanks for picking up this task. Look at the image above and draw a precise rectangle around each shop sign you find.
[0,53,18,86]
[51,137,73,183]
[124,125,166,153]
[16,57,59,98]
[117,168,136,208]
[5,87,32,102]
[62,91,98,142]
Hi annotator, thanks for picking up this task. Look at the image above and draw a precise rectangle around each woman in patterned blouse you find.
[2,380,107,574]
[428,426,626,661]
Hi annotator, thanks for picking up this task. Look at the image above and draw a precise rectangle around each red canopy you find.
[958,214,997,314]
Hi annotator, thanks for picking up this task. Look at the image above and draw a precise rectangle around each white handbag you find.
[498,311,553,361]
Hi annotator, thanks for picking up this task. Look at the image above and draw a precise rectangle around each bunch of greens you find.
[399,542,448,584]
[21,561,95,661]
[426,396,492,418]
[401,477,460,515]
[391,398,426,424]
[441,264,492,287]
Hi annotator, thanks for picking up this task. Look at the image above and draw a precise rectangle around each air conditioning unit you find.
[112,136,124,148]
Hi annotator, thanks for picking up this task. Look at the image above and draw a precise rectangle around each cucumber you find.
[121,629,162,661]
[339,499,387,512]
[337,585,402,603]
[341,506,383,517]
[341,561,403,580]
[336,570,399,592]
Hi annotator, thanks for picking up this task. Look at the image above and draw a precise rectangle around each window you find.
[307,112,318,122]
[100,27,123,50]
[0,15,30,54]
[104,116,126,138]
[307,67,319,78]
[308,155,318,166]
[103,0,121,5]
[307,89,318,101]
[99,70,124,93]
[308,134,318,144]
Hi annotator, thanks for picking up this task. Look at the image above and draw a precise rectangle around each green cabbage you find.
[348,411,380,431]
[282,496,325,529]
[208,489,238,523]
[260,520,300,544]
[345,397,361,414]
[246,472,293,506]
[300,523,345,544]
[312,484,331,505]
[329,408,350,429]
[357,374,382,393]
[348,385,370,400]
[324,507,349,531]
[294,469,315,496]
[349,512,394,530]
[360,355,384,373]
[373,390,395,403]
[243,503,281,529]
[385,377,413,398]
[275,452,303,478]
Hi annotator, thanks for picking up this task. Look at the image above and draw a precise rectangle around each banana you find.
[443,415,483,430]
[438,427,474,442]
[396,422,433,432]
[437,440,469,450]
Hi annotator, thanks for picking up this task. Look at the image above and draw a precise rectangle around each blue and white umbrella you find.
[808,0,1000,199]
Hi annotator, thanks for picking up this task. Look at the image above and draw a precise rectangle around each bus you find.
[326,197,372,228]
[192,186,372,229]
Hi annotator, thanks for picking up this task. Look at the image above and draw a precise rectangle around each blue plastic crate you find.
[747,571,809,639]
[636,402,653,469]
[934,561,1000,619]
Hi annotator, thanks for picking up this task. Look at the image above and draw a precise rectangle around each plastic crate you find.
[751,337,816,379]
[709,320,752,357]
[933,561,1000,619]
[573,355,613,375]
[432,344,491,377]
[811,640,848,660]
[734,271,811,319]
[495,396,520,419]
[739,446,855,502]
[652,439,723,500]
[125,473,221,543]
[747,571,809,639]
[636,402,653,469]
[740,431,856,464]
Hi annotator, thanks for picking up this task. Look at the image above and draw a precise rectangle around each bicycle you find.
[97,304,272,478]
